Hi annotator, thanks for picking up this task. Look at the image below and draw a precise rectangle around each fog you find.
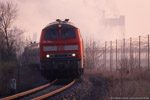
[2,0,150,43]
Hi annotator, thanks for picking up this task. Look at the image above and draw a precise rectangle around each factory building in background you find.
[102,14,125,41]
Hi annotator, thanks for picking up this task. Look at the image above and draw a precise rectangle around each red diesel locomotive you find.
[40,19,84,79]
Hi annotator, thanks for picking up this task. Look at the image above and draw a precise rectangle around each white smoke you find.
[14,0,121,43]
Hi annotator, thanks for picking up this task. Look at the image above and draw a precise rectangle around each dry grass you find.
[104,69,150,100]
[85,68,150,100]
[0,61,43,97]
[0,61,18,96]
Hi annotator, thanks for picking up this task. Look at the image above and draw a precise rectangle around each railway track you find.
[0,79,75,100]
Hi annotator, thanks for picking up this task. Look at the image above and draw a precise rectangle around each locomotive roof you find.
[44,21,77,30]
[25,43,39,50]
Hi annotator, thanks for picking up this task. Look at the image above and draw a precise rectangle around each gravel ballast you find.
[48,73,108,100]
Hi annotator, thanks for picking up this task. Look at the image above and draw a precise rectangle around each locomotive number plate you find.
[57,46,64,51]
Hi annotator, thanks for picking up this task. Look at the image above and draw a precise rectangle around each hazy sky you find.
[116,0,150,37]
[1,0,150,43]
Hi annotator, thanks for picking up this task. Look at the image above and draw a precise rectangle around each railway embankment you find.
[48,70,109,100]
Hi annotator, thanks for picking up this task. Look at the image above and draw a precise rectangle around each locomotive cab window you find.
[44,30,59,40]
[61,30,76,39]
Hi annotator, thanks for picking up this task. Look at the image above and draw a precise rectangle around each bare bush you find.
[0,61,18,96]
[84,39,102,69]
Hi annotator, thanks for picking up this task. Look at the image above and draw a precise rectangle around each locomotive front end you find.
[40,19,84,79]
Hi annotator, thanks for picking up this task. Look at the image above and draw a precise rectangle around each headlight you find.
[46,54,50,58]
[72,53,76,57]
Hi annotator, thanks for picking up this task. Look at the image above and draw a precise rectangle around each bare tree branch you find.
[0,1,17,52]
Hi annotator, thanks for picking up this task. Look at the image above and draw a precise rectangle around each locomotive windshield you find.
[61,30,76,39]
[44,30,59,40]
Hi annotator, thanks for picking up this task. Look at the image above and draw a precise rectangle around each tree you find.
[0,1,24,61]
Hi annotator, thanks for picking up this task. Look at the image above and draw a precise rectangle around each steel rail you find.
[0,80,57,100]
[31,79,75,100]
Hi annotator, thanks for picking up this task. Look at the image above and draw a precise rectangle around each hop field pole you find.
[139,36,141,70]
[139,36,143,80]
[120,38,125,98]
[116,40,118,70]
[130,37,131,72]
[148,35,150,94]
[0,16,1,66]
[112,42,113,71]
[103,47,105,68]
[93,42,95,69]
[105,42,107,68]
[148,35,149,70]
[130,37,133,73]
[0,44,1,66]
[110,41,112,73]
